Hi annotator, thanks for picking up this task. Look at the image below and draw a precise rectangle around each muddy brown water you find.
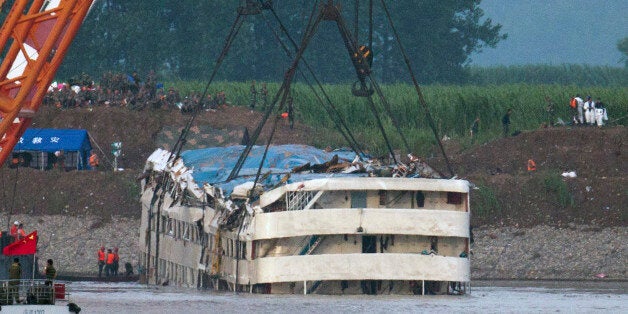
[63,280,626,313]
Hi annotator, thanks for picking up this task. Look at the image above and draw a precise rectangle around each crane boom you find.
[0,0,94,167]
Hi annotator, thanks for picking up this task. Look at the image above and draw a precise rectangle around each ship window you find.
[416,191,425,208]
[378,190,387,206]
[351,191,367,208]
[447,192,463,205]
[183,223,190,241]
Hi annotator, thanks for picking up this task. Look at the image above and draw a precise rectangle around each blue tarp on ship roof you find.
[15,128,92,152]
[181,144,360,195]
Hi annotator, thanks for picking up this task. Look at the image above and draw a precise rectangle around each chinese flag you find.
[3,231,37,255]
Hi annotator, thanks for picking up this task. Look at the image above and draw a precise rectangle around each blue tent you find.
[12,128,93,170]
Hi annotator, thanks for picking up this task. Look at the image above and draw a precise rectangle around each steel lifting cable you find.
[227,3,321,181]
[154,12,246,284]
[229,0,321,180]
[334,10,399,162]
[337,6,411,154]
[354,0,359,42]
[379,0,455,177]
[228,5,327,181]
[263,0,366,157]
[368,0,373,49]
[172,13,246,160]
[259,1,365,157]
[258,11,365,159]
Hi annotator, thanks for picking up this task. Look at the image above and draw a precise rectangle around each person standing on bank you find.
[470,117,480,140]
[113,247,120,276]
[97,246,106,278]
[249,81,257,109]
[105,248,115,277]
[260,82,268,111]
[17,223,26,240]
[10,221,18,242]
[502,109,512,137]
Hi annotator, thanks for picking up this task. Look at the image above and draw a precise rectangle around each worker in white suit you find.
[583,96,595,125]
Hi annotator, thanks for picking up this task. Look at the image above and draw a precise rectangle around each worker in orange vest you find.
[527,159,537,172]
[97,246,106,278]
[16,223,26,240]
[89,152,99,170]
[105,248,115,277]
[9,221,18,242]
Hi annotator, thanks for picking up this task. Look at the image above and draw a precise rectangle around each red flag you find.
[3,230,37,255]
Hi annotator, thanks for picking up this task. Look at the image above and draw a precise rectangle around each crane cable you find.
[258,9,366,159]
[154,11,246,285]
[349,0,411,157]
[228,5,326,182]
[260,0,364,160]
[334,14,399,163]
[379,0,455,177]
[172,13,246,160]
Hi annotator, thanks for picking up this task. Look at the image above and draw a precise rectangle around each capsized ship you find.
[139,144,471,295]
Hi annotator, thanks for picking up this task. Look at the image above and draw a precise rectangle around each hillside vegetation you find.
[0,101,624,228]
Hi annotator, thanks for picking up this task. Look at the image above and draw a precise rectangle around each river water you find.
[65,280,626,313]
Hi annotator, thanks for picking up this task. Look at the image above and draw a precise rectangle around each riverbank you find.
[11,214,626,281]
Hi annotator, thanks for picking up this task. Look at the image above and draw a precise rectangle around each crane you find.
[0,0,94,167]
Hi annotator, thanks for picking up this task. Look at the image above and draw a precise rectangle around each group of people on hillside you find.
[469,94,611,140]
[469,108,513,140]
[570,95,608,127]
[43,71,228,113]
[249,80,295,129]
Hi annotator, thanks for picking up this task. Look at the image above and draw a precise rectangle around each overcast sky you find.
[470,0,628,66]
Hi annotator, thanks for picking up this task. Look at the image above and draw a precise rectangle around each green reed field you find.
[171,80,627,156]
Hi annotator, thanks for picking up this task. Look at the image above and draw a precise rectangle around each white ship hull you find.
[139,147,471,295]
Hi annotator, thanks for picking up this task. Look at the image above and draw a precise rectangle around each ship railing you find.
[286,190,324,211]
[0,279,67,305]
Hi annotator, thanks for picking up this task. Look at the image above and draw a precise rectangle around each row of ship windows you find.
[149,217,246,260]
[151,216,203,244]
[142,254,195,286]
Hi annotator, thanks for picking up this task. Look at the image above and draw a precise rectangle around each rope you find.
[379,0,455,177]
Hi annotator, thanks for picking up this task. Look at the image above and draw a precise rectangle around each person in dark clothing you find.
[9,258,21,303]
[260,82,268,111]
[249,81,257,109]
[502,109,512,137]
[44,259,56,286]
[287,95,295,129]
[470,117,480,141]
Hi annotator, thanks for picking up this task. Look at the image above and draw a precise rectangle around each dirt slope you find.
[1,105,625,228]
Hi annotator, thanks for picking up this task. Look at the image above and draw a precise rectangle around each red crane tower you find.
[0,0,94,167]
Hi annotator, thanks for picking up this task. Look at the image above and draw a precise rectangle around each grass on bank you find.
[165,81,627,156]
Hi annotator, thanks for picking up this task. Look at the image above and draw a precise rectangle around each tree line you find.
[52,0,505,84]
